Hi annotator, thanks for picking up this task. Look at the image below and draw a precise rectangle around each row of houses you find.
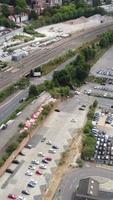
[0,0,62,17]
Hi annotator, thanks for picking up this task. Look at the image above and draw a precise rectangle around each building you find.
[30,0,62,15]
[75,177,113,200]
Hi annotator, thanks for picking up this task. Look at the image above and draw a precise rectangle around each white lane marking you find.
[0,90,23,109]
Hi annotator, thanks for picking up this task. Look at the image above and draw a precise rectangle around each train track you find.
[1,22,113,90]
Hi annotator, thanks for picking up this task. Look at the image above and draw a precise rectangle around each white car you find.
[39,164,47,169]
[31,160,39,165]
[17,196,26,200]
[46,140,52,145]
[38,152,45,157]
[30,179,37,185]
[25,170,33,176]
[49,149,56,154]
[28,165,36,170]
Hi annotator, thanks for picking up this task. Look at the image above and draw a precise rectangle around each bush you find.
[6,142,19,155]
[0,157,4,167]
[76,158,84,167]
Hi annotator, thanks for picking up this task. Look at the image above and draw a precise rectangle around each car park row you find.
[92,110,113,165]
[7,139,59,200]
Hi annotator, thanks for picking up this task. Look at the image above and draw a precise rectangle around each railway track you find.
[1,22,113,90]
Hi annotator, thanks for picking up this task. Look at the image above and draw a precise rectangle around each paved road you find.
[1,22,113,90]
[54,165,113,200]
[0,89,28,123]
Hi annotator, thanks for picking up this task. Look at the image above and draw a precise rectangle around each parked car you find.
[25,144,32,149]
[46,140,52,145]
[42,159,48,164]
[54,109,60,112]
[52,145,59,149]
[41,136,46,142]
[25,171,33,176]
[6,169,14,174]
[45,157,52,161]
[8,194,17,199]
[17,196,26,200]
[31,160,39,165]
[39,164,47,169]
[12,160,20,164]
[49,149,56,154]
[38,152,45,157]
[28,165,36,170]
[21,190,30,195]
[19,151,25,156]
[36,170,42,175]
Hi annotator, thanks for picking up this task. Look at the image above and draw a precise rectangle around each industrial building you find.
[75,177,113,200]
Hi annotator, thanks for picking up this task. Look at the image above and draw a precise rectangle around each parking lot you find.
[81,82,113,99]
[91,108,113,165]
[0,94,92,200]
[90,45,113,79]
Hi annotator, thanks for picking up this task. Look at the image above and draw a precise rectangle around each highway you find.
[53,165,113,200]
[1,22,113,90]
[0,89,28,123]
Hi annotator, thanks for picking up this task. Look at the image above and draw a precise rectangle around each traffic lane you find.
[1,22,113,90]
[0,89,28,123]
[54,166,113,200]
[0,92,50,153]
[30,55,77,85]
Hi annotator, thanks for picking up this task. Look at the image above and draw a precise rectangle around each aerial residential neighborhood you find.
[1,0,113,200]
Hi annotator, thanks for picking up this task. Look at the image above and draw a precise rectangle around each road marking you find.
[0,90,23,109]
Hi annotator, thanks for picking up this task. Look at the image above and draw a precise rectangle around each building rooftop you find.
[75,177,113,200]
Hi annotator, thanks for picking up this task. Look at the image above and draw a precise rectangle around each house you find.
[30,0,62,15]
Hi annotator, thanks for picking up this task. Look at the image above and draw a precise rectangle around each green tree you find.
[29,85,38,97]
[29,10,38,20]
[53,69,71,87]
[2,4,10,17]
[16,0,27,13]
[82,145,95,160]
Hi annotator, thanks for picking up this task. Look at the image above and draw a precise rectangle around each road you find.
[1,22,113,90]
[53,165,113,200]
[0,89,28,123]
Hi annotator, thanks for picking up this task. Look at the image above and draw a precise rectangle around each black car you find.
[55,109,60,112]
[19,151,25,156]
[22,190,30,195]
[6,169,14,174]
[12,160,20,164]
[42,159,48,164]
[79,107,85,111]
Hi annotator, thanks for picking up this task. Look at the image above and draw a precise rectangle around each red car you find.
[36,170,42,175]
[8,194,17,199]
[45,157,52,161]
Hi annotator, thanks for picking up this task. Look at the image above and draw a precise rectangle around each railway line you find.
[1,22,113,90]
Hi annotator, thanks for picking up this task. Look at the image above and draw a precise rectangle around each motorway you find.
[53,165,113,200]
[0,89,28,122]
[1,22,113,90]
